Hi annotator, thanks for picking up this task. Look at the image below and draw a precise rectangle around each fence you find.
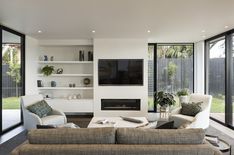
[148,57,194,96]
[2,64,22,98]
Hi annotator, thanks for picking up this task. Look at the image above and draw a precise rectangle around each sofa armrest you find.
[204,140,223,155]
[51,109,67,123]
[187,108,210,129]
[26,110,42,124]
[170,107,181,114]
[23,109,42,130]
[10,141,28,155]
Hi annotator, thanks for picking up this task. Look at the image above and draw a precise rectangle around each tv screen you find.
[98,59,143,85]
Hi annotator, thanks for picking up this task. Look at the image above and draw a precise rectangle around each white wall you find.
[25,36,39,95]
[194,41,205,94]
[93,39,148,117]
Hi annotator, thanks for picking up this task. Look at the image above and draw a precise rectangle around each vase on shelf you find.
[51,81,56,87]
[79,50,84,61]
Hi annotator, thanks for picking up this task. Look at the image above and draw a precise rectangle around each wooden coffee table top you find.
[87,117,149,128]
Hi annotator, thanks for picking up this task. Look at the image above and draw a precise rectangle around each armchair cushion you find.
[181,102,202,116]
[41,115,66,125]
[27,100,52,118]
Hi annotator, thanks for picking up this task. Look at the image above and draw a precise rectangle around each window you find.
[148,43,194,111]
[206,36,226,123]
[205,30,234,128]
[157,44,194,108]
[0,25,25,134]
[148,44,155,111]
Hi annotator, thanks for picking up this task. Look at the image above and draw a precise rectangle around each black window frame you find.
[0,25,25,135]
[205,29,234,129]
[148,43,194,113]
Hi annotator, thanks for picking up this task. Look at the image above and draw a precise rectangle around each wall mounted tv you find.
[98,59,143,86]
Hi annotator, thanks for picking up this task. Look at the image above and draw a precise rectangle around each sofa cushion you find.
[181,102,202,116]
[28,127,115,144]
[27,100,52,118]
[116,128,205,144]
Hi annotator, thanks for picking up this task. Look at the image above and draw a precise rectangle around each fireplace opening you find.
[101,99,141,111]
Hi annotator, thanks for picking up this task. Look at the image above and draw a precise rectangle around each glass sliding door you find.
[207,36,226,123]
[1,26,25,133]
[156,44,194,107]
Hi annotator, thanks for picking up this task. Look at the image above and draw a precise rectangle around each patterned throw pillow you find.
[180,102,203,116]
[27,100,52,118]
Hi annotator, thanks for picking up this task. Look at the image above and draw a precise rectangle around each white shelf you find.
[38,87,93,90]
[45,98,93,102]
[38,74,93,77]
[38,61,93,64]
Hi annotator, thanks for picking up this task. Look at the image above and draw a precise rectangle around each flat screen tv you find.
[98,59,143,85]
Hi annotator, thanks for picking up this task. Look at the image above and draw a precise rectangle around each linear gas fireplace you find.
[101,99,141,111]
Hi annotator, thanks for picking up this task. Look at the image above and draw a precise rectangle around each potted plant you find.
[154,91,176,112]
[177,89,189,104]
[41,65,54,76]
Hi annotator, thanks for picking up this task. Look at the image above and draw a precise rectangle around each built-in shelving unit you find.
[37,42,94,113]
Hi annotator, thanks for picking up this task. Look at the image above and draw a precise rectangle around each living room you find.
[0,0,234,155]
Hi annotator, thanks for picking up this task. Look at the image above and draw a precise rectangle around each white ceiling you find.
[0,0,234,42]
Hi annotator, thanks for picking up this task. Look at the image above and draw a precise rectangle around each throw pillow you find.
[27,100,52,118]
[180,102,202,116]
[156,121,174,129]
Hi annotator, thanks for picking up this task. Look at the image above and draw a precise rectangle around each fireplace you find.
[101,99,141,111]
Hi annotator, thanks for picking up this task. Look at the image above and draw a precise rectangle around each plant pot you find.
[159,106,170,119]
[179,96,188,104]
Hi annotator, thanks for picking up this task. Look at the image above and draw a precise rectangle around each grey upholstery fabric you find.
[116,128,205,144]
[13,144,221,155]
[28,127,116,144]
[11,128,222,155]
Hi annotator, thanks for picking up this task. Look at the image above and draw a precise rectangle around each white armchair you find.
[21,94,67,130]
[169,94,212,129]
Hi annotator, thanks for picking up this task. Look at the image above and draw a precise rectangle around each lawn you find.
[2,97,20,109]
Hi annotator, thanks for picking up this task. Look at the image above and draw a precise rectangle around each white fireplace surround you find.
[93,39,148,117]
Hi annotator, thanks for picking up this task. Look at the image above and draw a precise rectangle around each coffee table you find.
[87,117,149,128]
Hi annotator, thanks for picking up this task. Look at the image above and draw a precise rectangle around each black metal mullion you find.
[0,25,3,133]
[154,43,157,112]
[225,33,233,125]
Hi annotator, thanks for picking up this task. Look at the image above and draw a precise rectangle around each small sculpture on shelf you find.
[56,68,63,74]
[83,78,91,86]
[50,56,54,61]
[44,55,48,61]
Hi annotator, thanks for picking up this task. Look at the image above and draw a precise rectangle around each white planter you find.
[179,96,189,104]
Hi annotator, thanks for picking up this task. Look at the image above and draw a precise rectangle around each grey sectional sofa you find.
[11,127,222,155]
